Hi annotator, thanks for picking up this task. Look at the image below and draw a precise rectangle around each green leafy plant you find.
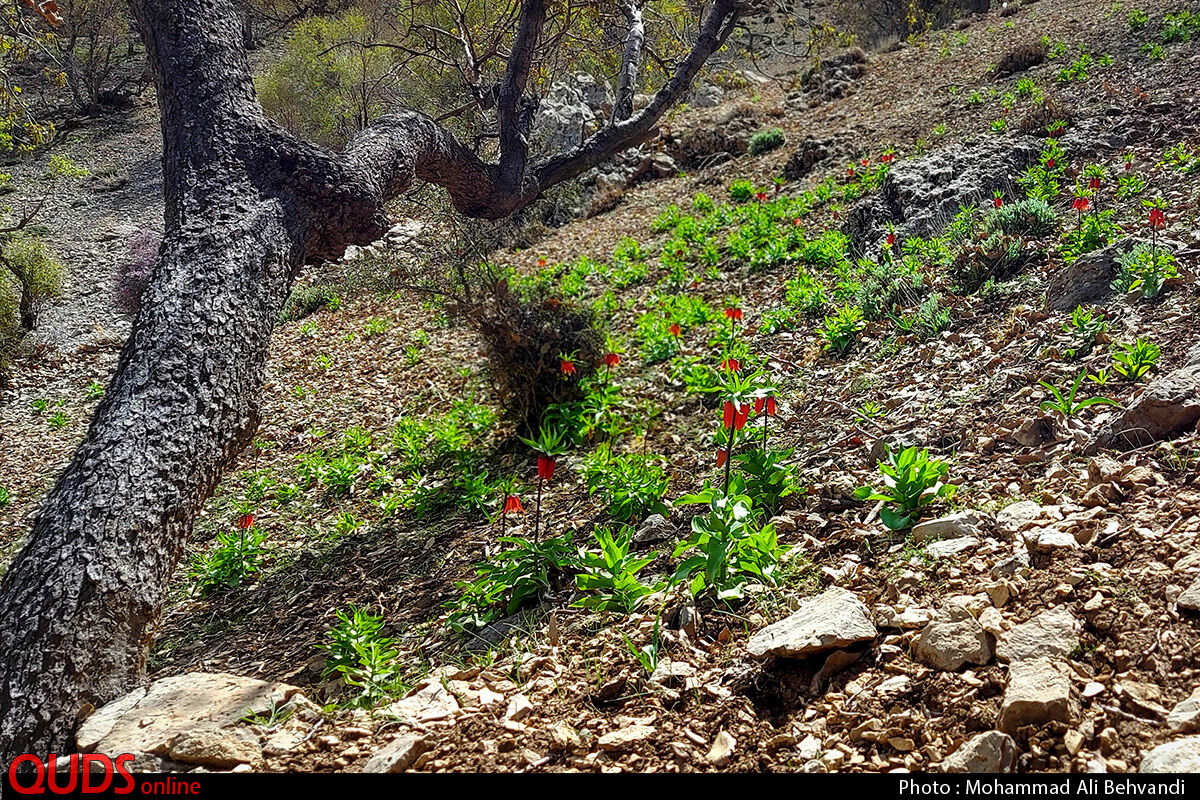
[1113,244,1178,300]
[188,525,268,596]
[320,606,408,708]
[1039,372,1118,416]
[1111,338,1160,381]
[734,448,797,514]
[1063,305,1107,357]
[748,127,786,156]
[573,526,661,613]
[582,447,670,523]
[623,620,661,676]
[0,486,10,508]
[448,534,576,631]
[672,486,786,602]
[819,304,865,354]
[854,446,957,530]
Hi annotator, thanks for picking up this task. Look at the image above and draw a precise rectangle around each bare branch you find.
[496,0,546,192]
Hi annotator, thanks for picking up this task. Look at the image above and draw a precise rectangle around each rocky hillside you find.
[3,0,1200,775]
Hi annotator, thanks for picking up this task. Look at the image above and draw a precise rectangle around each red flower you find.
[560,359,576,376]
[669,323,682,338]
[754,397,765,414]
[993,196,1004,209]
[861,157,870,167]
[755,191,768,202]
[1125,161,1132,171]
[846,166,856,177]
[236,513,255,530]
[724,307,743,321]
[766,396,778,416]
[537,258,548,268]
[604,353,621,368]
[503,495,524,514]
[721,358,741,373]
[734,403,750,431]
[537,454,556,481]
[1089,177,1101,190]
[1149,207,1167,229]
[886,233,896,246]
[881,153,895,164]
[793,217,802,227]
[1072,197,1089,213]
[722,401,736,430]
[716,448,728,468]
[1046,158,1056,169]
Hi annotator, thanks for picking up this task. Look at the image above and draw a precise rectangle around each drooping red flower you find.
[755,191,768,202]
[724,306,743,321]
[993,196,1004,209]
[754,397,765,414]
[722,401,736,430]
[560,359,576,376]
[604,353,621,368]
[860,157,870,168]
[1089,177,1102,190]
[765,396,778,416]
[721,358,741,373]
[1046,157,1056,169]
[236,513,255,530]
[503,495,524,514]
[734,403,751,431]
[886,233,896,246]
[537,258,548,268]
[1149,207,1167,229]
[537,454,556,481]
[669,323,682,338]
[846,166,856,178]
[1072,197,1090,213]
[1125,160,1132,171]
[793,217,802,227]
[716,448,728,468]
[881,153,895,164]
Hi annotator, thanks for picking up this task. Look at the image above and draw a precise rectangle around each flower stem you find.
[534,477,543,545]
[724,422,735,496]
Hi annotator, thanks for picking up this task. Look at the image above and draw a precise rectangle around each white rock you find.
[1140,737,1200,772]
[912,511,984,543]
[941,731,1017,773]
[998,658,1076,734]
[914,604,993,671]
[1178,574,1200,612]
[996,607,1080,663]
[747,587,876,659]
[1167,687,1200,734]
[361,734,430,773]
[705,731,737,766]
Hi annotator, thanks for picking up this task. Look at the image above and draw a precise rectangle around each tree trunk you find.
[0,0,743,761]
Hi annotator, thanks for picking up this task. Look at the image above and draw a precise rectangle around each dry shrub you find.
[992,41,1046,77]
[1018,94,1074,137]
[463,284,602,434]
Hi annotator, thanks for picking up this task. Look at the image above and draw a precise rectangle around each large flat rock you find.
[748,586,876,659]
[76,672,299,758]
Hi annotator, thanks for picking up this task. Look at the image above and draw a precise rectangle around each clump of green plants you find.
[729,179,756,203]
[734,448,798,514]
[0,486,10,508]
[988,198,1057,236]
[1113,243,1178,300]
[582,447,670,523]
[854,445,957,530]
[673,485,786,602]
[1061,210,1118,263]
[894,293,951,339]
[281,285,340,322]
[448,534,576,631]
[573,526,662,613]
[748,127,786,156]
[1111,337,1160,381]
[1062,305,1106,357]
[188,519,267,596]
[320,606,408,708]
[819,304,865,354]
[1039,372,1118,416]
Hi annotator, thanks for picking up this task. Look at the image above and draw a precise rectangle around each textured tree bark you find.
[0,0,745,761]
